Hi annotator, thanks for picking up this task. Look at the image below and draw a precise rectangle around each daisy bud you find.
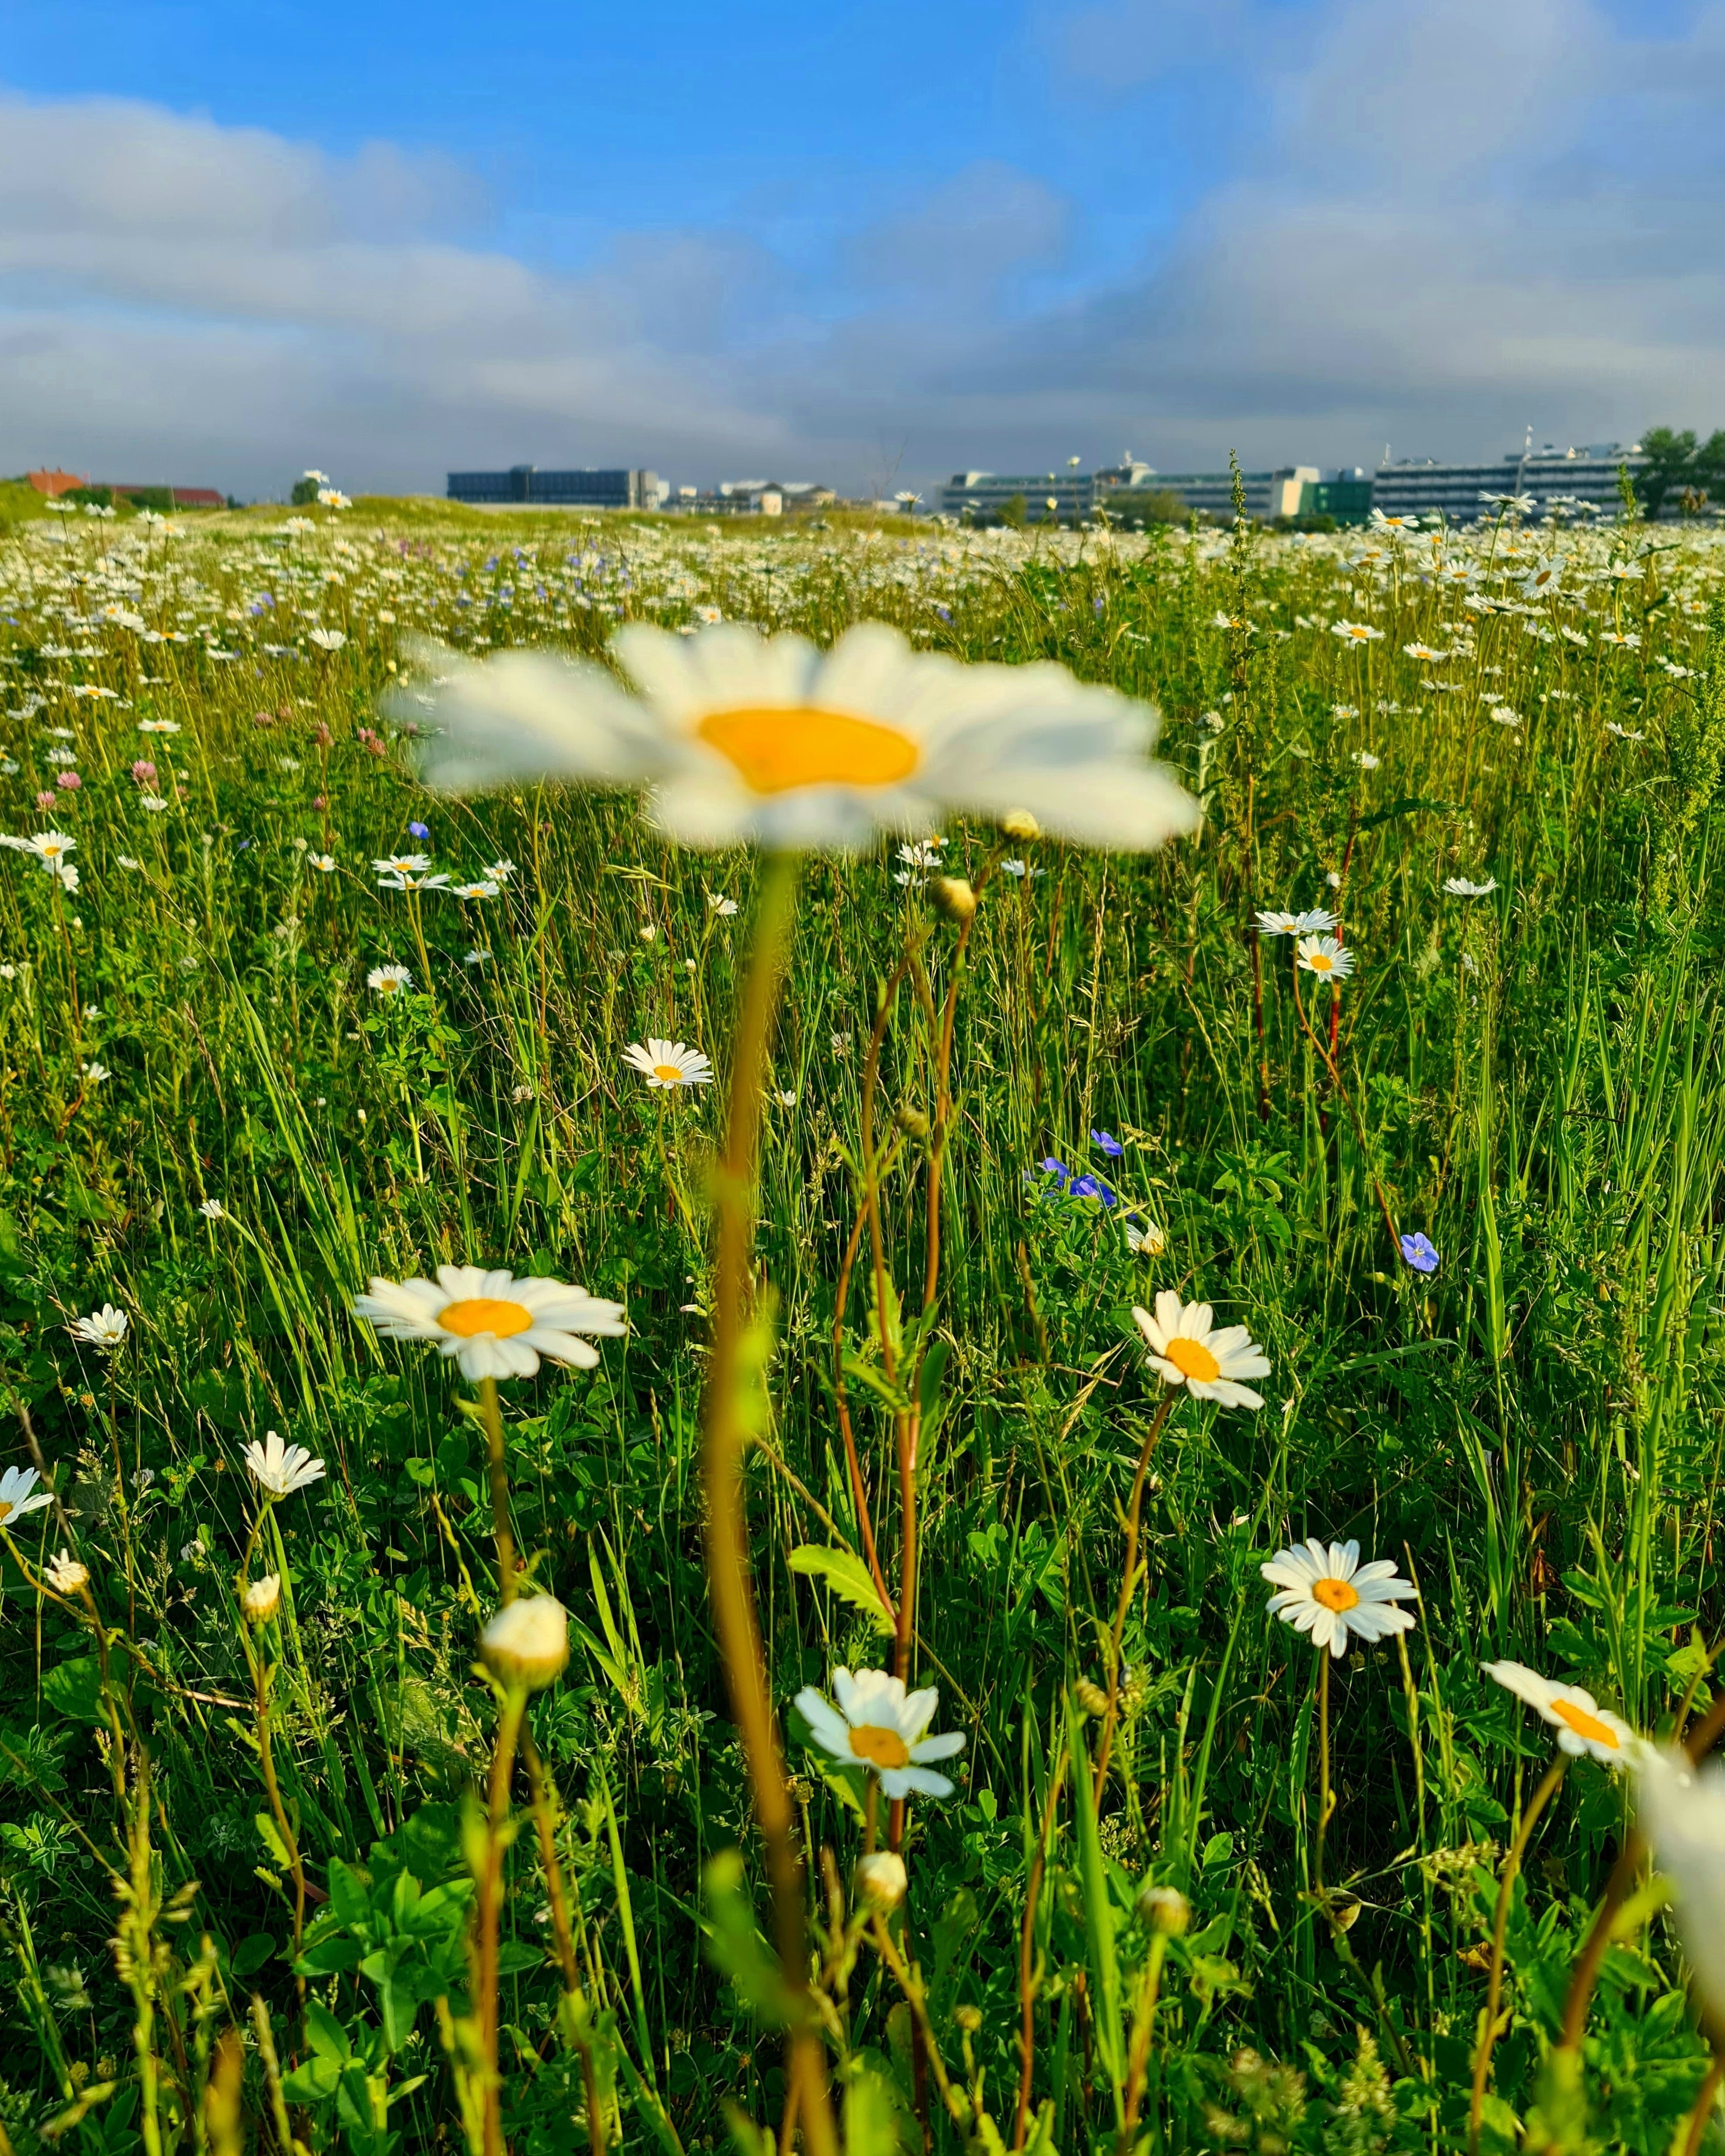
[853,1852,907,1914]
[1136,1883,1190,1936]
[955,2004,982,2034]
[929,875,977,925]
[1001,809,1041,841]
[480,1595,569,1692]
[1074,1678,1110,1718]
[243,1574,281,1623]
[895,1103,930,1140]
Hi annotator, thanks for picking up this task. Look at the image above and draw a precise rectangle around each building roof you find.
[26,468,87,497]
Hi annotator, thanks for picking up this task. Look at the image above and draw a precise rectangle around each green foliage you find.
[2,498,1725,2151]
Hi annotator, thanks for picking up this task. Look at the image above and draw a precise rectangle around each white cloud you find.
[3,5,1725,500]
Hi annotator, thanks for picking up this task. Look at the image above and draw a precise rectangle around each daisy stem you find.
[1681,2050,1725,2156]
[1093,1391,1174,1800]
[702,851,837,2156]
[478,1685,526,2156]
[250,1627,307,1985]
[478,1375,516,1606]
[1556,1830,1641,2050]
[1468,1755,1565,2155]
[1316,1646,1333,1896]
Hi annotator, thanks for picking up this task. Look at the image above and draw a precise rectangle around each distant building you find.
[1092,464,1320,521]
[447,465,660,510]
[939,471,1095,520]
[1372,445,1644,523]
[666,480,837,517]
[102,484,224,510]
[1298,470,1374,525]
[26,468,87,498]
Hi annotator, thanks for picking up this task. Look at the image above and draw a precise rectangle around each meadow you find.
[1,482,1723,2156]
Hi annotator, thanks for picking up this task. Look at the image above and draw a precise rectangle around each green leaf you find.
[41,1656,103,1724]
[702,1848,791,2025]
[787,1544,892,1632]
[303,1997,351,2066]
[230,1932,275,1979]
[255,1811,291,1868]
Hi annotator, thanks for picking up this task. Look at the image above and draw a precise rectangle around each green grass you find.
[1,498,1724,2153]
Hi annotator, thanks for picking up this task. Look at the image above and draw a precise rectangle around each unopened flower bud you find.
[1001,809,1041,842]
[954,2004,982,2034]
[1075,1679,1110,1718]
[1136,1883,1190,1936]
[480,1595,569,1692]
[854,1852,907,1914]
[243,1573,281,1623]
[895,1103,930,1140]
[930,875,977,925]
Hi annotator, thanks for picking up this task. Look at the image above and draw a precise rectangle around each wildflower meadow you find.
[3,479,1725,2155]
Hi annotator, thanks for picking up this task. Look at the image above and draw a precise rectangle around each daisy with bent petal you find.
[794,1669,966,1799]
[68,1304,128,1349]
[1133,1290,1270,1409]
[399,620,1197,855]
[353,1264,627,1381]
[1482,1660,1645,1768]
[623,1039,713,1090]
[243,1430,327,1498]
[1260,1539,1416,1658]
[1256,906,1339,937]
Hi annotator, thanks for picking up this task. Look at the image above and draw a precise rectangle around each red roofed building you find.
[26,468,87,497]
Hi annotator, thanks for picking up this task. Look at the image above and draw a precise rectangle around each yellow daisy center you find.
[849,1723,911,1771]
[0,1501,12,1525]
[1313,1577,1360,1613]
[697,705,921,796]
[1551,1698,1618,1748]
[438,1298,534,1340]
[653,1064,686,1084]
[1307,951,1334,971]
[1162,1336,1222,1385]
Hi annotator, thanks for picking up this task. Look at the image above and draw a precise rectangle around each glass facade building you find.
[447,466,658,509]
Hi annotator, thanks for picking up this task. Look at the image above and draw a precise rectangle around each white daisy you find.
[243,1430,327,1498]
[368,964,413,995]
[198,1198,226,1220]
[1133,1290,1270,1409]
[794,1669,966,1799]
[1638,1750,1725,2025]
[401,621,1197,853]
[373,853,432,876]
[1124,1216,1166,1258]
[67,1304,128,1349]
[1260,1539,1417,1658]
[451,880,500,900]
[1296,933,1354,982]
[1256,907,1339,937]
[1330,620,1384,644]
[353,1265,627,1381]
[1,831,76,871]
[377,870,450,894]
[623,1039,714,1090]
[1482,1660,1644,1768]
[308,854,337,873]
[1443,876,1497,898]
[0,1466,54,1529]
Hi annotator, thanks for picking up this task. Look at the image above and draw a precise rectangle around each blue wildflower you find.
[1039,1157,1070,1186]
[407,820,430,839]
[1400,1231,1439,1274]
[1090,1128,1124,1158]
[1068,1174,1118,1207]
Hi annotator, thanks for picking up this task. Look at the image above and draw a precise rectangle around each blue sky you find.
[2,0,1722,496]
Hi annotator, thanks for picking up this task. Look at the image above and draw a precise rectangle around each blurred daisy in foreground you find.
[623,1039,713,1090]
[1134,1291,1269,1409]
[45,1549,89,1593]
[1483,1660,1643,1768]
[353,1265,626,1380]
[399,621,1196,854]
[795,1669,965,1799]
[1296,933,1354,982]
[1638,1750,1725,2024]
[1261,1539,1416,1658]
[243,1430,327,1499]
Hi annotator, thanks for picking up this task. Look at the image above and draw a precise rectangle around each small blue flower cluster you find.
[1037,1129,1126,1208]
